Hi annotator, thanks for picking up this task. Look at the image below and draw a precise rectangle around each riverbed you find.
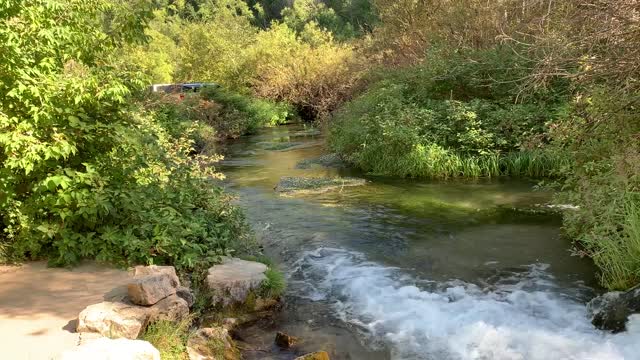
[217,124,640,360]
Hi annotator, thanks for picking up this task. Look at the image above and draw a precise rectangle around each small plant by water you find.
[142,318,193,360]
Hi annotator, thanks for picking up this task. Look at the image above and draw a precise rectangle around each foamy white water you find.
[291,248,640,360]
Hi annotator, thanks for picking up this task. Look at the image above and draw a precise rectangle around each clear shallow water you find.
[216,125,640,360]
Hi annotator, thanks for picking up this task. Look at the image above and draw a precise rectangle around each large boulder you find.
[295,352,330,360]
[132,265,180,287]
[588,285,640,332]
[128,273,178,306]
[187,327,240,360]
[77,302,150,339]
[60,338,160,360]
[206,258,267,306]
[148,294,189,323]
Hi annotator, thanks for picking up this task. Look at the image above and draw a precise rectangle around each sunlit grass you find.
[355,145,569,179]
[141,317,193,360]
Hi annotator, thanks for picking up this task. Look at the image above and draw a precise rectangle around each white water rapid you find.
[291,248,640,360]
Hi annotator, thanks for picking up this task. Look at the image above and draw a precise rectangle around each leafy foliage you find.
[147,87,291,147]
[328,48,567,178]
[126,2,363,120]
[0,0,254,270]
[553,91,640,290]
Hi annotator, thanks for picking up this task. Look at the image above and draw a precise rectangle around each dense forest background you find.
[1,0,639,290]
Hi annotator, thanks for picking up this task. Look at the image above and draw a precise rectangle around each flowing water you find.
[217,125,640,360]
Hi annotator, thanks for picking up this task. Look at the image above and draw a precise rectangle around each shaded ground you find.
[0,261,131,360]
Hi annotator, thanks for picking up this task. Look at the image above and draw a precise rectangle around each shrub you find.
[328,69,567,178]
[146,87,291,143]
[553,90,640,290]
[0,1,255,271]
[247,22,365,119]
[200,87,292,134]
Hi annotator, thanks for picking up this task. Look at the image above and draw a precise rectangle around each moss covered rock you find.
[187,327,240,360]
[275,176,365,195]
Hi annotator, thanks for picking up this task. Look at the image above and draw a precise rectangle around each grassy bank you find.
[327,42,639,290]
[328,55,570,179]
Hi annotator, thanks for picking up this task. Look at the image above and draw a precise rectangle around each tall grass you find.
[352,144,569,179]
[142,317,193,360]
[587,195,640,290]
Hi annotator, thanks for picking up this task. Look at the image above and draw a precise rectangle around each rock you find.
[295,351,330,360]
[275,176,365,195]
[588,285,640,332]
[148,294,189,323]
[274,331,298,348]
[254,297,280,312]
[61,338,160,360]
[187,327,240,360]
[295,153,346,170]
[206,258,267,307]
[128,273,178,306]
[221,318,238,331]
[132,265,180,287]
[177,285,196,308]
[77,301,150,339]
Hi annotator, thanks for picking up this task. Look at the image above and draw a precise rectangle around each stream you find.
[217,124,640,360]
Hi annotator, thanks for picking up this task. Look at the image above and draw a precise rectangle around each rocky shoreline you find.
[61,259,327,360]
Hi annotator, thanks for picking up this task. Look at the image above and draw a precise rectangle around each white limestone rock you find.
[77,301,150,339]
[206,258,267,306]
[60,337,160,360]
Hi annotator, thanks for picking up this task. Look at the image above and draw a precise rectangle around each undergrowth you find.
[142,318,193,360]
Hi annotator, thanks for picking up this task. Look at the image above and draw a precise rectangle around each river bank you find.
[215,124,640,359]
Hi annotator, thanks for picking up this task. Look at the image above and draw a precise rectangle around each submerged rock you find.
[291,128,322,137]
[61,338,160,360]
[187,327,240,360]
[295,153,347,170]
[588,285,640,332]
[295,351,330,360]
[260,141,303,151]
[206,257,267,306]
[77,302,151,339]
[275,176,365,195]
[274,331,298,348]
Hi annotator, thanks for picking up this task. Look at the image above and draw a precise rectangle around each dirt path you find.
[0,261,131,360]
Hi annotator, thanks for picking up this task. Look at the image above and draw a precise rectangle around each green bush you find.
[145,87,291,149]
[0,1,254,271]
[200,87,291,135]
[553,90,640,290]
[328,72,567,178]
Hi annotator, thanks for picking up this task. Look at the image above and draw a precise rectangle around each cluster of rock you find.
[62,258,276,360]
[76,265,191,340]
